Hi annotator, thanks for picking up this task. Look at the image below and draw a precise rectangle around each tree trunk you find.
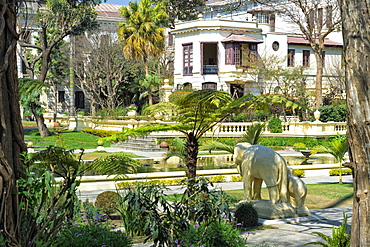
[0,0,27,244]
[313,51,324,108]
[185,132,198,179]
[30,103,52,138]
[340,0,370,245]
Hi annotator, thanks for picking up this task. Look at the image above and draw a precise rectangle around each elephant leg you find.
[243,174,253,200]
[252,178,263,200]
[265,177,280,204]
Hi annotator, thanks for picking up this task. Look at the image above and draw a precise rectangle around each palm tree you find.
[118,0,168,105]
[313,135,348,183]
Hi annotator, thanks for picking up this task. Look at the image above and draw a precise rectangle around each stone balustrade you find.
[44,114,346,138]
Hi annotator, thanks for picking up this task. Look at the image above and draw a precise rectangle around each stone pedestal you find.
[247,200,304,219]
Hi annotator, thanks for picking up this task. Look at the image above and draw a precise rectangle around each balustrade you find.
[43,114,347,138]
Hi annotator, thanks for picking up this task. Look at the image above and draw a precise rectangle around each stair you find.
[111,136,163,152]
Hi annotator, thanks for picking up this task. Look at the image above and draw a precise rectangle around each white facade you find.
[172,0,343,99]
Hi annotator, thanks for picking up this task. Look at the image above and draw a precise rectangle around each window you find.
[58,91,65,103]
[75,91,85,109]
[225,43,258,66]
[256,12,269,24]
[287,49,295,67]
[183,43,193,76]
[202,82,217,90]
[303,50,310,67]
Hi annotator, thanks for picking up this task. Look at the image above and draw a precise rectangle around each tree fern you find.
[90,153,141,180]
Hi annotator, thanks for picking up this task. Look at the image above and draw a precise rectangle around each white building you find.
[17,1,126,116]
[171,0,343,100]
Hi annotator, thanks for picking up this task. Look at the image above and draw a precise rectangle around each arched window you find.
[202,82,217,90]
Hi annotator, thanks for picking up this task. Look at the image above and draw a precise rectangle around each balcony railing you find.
[202,65,218,75]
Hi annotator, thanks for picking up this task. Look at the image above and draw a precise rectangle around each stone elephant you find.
[234,143,289,204]
[287,168,310,216]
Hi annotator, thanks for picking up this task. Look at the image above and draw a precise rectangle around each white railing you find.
[44,114,347,138]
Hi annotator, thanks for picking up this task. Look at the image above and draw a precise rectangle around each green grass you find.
[167,183,353,210]
[24,128,111,150]
[225,183,353,209]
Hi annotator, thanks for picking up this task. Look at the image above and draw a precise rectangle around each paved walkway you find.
[78,147,353,247]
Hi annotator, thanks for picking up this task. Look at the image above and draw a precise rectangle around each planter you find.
[54,122,60,127]
[127,110,137,119]
[159,141,169,148]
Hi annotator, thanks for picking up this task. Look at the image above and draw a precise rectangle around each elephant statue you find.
[234,143,289,204]
[287,168,310,216]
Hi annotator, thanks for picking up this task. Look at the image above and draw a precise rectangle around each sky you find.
[105,0,132,5]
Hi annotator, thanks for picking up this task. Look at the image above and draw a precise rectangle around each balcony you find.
[202,65,218,75]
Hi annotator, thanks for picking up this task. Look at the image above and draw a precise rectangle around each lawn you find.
[24,128,111,150]
[225,183,353,209]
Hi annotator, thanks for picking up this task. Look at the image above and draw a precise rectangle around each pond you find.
[135,154,338,173]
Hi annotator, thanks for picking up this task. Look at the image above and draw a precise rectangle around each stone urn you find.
[127,110,137,119]
[159,141,169,149]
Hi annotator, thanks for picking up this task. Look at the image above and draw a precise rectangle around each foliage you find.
[240,122,266,145]
[95,191,121,215]
[268,117,283,133]
[176,221,247,247]
[293,169,305,178]
[18,0,100,81]
[303,212,350,247]
[208,175,227,183]
[81,128,121,138]
[117,177,233,246]
[90,153,142,180]
[19,78,49,116]
[230,175,243,182]
[18,146,85,246]
[95,106,128,120]
[329,168,352,176]
[54,201,132,247]
[234,201,259,228]
[312,134,348,183]
[317,105,347,122]
[76,35,143,112]
[152,0,206,26]
[231,110,270,122]
[164,137,187,163]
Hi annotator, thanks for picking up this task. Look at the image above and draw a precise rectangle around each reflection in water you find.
[136,155,337,173]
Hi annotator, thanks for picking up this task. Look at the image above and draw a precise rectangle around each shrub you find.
[317,105,347,122]
[208,175,227,183]
[232,112,251,122]
[176,221,246,247]
[54,224,133,247]
[329,168,352,176]
[234,201,259,228]
[95,191,121,215]
[268,118,283,133]
[231,175,243,182]
[293,142,306,147]
[81,128,121,138]
[293,169,305,178]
